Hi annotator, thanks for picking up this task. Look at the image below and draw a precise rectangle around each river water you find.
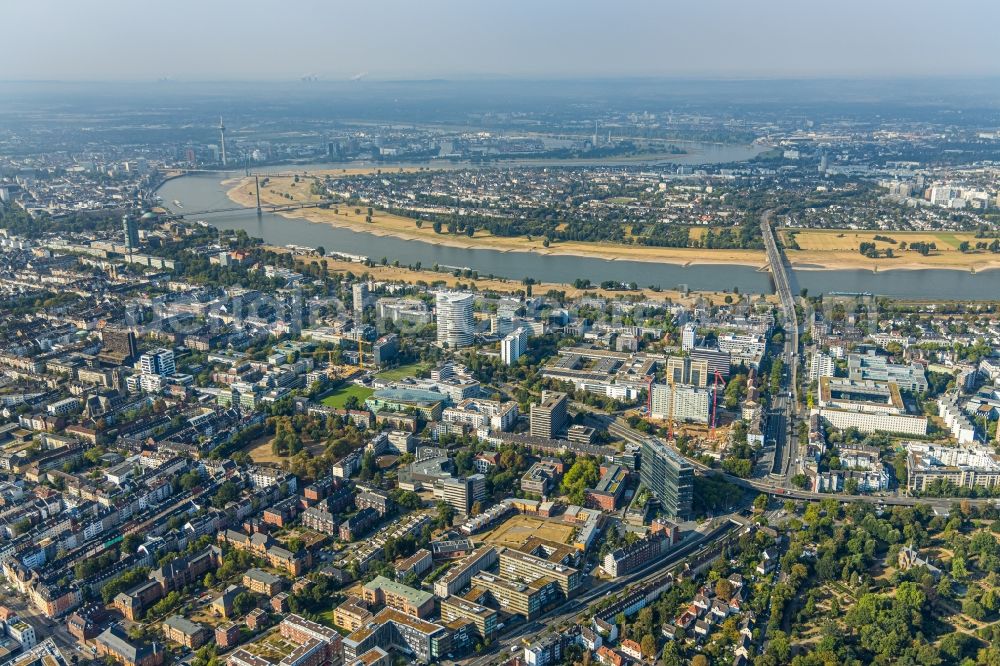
[156,153,1000,300]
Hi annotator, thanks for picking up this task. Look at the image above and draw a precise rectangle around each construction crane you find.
[300,348,347,379]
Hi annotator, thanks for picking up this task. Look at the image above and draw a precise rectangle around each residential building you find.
[603,532,672,578]
[906,442,1000,492]
[810,353,834,381]
[433,546,498,598]
[361,576,435,619]
[139,349,175,377]
[501,328,529,366]
[243,569,284,596]
[585,464,628,511]
[94,625,163,666]
[497,548,581,597]
[523,632,567,666]
[530,391,568,439]
[332,597,374,633]
[650,382,711,424]
[161,616,209,649]
[440,596,498,642]
[394,549,433,581]
[342,608,447,664]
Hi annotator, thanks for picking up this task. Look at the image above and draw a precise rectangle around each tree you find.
[316,246,325,256]
[982,588,998,613]
[753,493,769,512]
[233,592,258,616]
[561,458,601,505]
[952,553,969,581]
[121,532,144,554]
[660,642,683,666]
[962,597,986,620]
[640,634,657,659]
[179,471,202,491]
[691,656,709,666]
[435,501,455,528]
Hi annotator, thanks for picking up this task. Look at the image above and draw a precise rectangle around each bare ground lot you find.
[480,514,577,548]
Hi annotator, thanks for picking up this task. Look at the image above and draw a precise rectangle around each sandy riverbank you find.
[274,248,770,305]
[227,176,768,268]
[228,175,998,272]
[782,229,1000,272]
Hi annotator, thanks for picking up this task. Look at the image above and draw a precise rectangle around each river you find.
[155,154,1000,300]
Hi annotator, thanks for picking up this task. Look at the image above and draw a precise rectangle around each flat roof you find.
[362,575,433,607]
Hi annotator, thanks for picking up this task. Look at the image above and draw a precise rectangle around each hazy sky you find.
[5,0,999,81]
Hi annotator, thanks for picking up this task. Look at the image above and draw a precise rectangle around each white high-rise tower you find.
[435,292,475,348]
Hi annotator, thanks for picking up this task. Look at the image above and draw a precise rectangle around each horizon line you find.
[3,73,1000,85]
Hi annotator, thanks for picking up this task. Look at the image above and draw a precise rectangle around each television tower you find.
[218,116,227,166]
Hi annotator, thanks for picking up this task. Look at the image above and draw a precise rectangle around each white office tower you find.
[681,323,697,351]
[501,328,529,365]
[353,282,369,316]
[436,292,476,348]
[139,348,175,377]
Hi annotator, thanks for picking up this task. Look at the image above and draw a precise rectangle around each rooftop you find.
[362,575,433,607]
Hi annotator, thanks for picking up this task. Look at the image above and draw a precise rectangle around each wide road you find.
[761,210,801,484]
[604,416,999,509]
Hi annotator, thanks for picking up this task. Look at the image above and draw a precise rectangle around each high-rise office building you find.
[689,346,731,380]
[435,292,475,348]
[530,391,568,439]
[433,474,487,515]
[501,328,529,365]
[122,214,139,252]
[665,356,709,387]
[353,283,370,317]
[139,348,175,377]
[681,323,696,351]
[372,334,399,366]
[639,438,693,519]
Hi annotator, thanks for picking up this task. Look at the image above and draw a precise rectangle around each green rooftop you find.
[363,575,434,607]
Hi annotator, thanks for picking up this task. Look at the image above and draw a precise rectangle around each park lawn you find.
[933,232,964,250]
[785,229,980,252]
[321,384,375,409]
[375,362,430,383]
